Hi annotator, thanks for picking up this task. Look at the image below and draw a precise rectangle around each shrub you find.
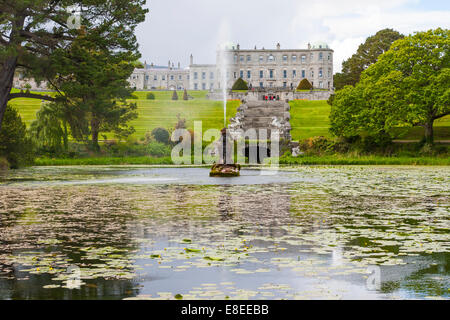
[232,78,248,90]
[151,127,170,144]
[146,141,171,157]
[0,157,9,171]
[146,92,155,100]
[172,90,178,100]
[183,89,188,100]
[0,105,35,168]
[297,79,313,90]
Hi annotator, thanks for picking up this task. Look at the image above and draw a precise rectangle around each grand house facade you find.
[13,42,334,92]
[128,42,334,91]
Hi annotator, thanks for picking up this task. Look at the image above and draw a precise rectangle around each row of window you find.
[192,81,331,90]
[233,67,332,79]
[193,71,215,80]
[234,52,332,64]
[193,83,214,90]
[132,74,189,81]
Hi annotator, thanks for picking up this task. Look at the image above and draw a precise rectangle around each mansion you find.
[12,42,334,92]
[128,42,334,91]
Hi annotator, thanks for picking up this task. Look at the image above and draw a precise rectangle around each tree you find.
[297,79,313,90]
[330,28,450,145]
[151,127,170,144]
[51,35,139,150]
[183,89,188,100]
[0,0,148,130]
[30,102,69,154]
[231,78,248,90]
[334,29,404,90]
[0,105,34,168]
[147,92,155,100]
[172,90,178,100]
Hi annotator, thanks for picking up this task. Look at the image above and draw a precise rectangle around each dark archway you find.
[243,145,271,164]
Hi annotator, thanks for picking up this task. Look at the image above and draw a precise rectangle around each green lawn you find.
[9,89,450,141]
[9,90,240,139]
[289,100,331,140]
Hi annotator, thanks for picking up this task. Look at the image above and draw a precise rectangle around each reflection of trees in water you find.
[0,186,140,299]
[381,252,450,297]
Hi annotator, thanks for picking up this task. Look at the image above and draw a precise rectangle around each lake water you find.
[0,166,448,300]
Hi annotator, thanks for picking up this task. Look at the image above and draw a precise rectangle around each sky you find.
[135,0,450,73]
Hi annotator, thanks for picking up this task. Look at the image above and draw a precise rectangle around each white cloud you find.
[289,0,450,71]
[136,0,450,73]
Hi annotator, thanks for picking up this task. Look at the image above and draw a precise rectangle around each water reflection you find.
[0,166,448,299]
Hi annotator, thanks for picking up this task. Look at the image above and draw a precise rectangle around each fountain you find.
[210,128,240,177]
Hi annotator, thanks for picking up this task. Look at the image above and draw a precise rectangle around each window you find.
[202,83,206,90]
[202,72,206,80]
[310,69,314,77]
[170,75,174,80]
[319,81,323,88]
[301,55,306,63]
[179,75,182,80]
[162,75,166,80]
[247,70,251,79]
[269,69,274,78]
[319,52,323,60]
[283,55,288,62]
[187,75,190,80]
[259,82,264,88]
[260,70,264,78]
[194,83,198,90]
[283,70,287,78]
[240,55,244,62]
[210,83,214,89]
[319,68,323,78]
[293,69,297,77]
[292,55,297,62]
[310,53,314,60]
[328,54,331,61]
[234,72,237,79]
[259,55,263,63]
[210,72,214,79]
[240,70,244,78]
[268,54,275,62]
[194,72,198,80]
[328,68,331,77]
[283,82,287,88]
[234,55,238,63]
[154,75,157,80]
[247,55,251,62]
[145,75,149,80]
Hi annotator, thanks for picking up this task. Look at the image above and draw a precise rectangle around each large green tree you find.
[51,34,138,150]
[0,0,147,130]
[334,29,404,90]
[330,28,450,145]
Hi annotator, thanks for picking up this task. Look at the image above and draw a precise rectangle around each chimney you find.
[190,54,193,65]
[178,62,180,69]
[168,60,171,69]
[276,43,280,50]
[308,43,311,50]
[237,43,240,50]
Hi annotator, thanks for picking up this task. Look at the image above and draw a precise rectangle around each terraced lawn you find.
[8,89,450,141]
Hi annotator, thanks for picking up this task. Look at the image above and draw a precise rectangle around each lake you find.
[0,166,448,300]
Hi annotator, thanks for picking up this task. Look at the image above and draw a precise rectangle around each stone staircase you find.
[228,101,292,140]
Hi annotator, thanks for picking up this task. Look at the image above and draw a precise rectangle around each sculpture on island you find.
[210,128,241,177]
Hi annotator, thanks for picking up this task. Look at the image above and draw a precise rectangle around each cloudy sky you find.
[136,0,450,72]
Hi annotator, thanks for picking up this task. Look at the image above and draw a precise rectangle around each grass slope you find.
[9,89,450,141]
